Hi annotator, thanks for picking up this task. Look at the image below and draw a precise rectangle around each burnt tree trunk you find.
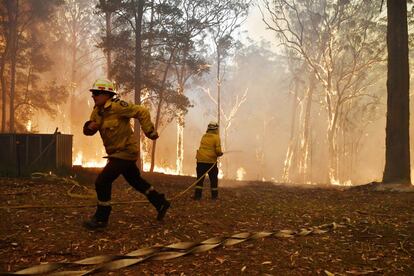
[382,0,410,184]
[134,0,144,169]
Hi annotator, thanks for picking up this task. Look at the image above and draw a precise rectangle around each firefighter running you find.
[82,78,170,230]
[194,121,223,200]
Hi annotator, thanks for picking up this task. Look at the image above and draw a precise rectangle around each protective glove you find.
[83,121,98,136]
[145,129,159,140]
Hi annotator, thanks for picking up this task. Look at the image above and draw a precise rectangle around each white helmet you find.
[90,78,116,95]
[207,121,219,130]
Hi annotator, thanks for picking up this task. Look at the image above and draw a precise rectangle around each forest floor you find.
[0,168,414,275]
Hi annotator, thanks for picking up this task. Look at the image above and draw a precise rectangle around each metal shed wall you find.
[0,133,73,176]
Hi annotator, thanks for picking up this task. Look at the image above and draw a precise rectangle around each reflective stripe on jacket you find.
[196,129,223,163]
[89,98,155,160]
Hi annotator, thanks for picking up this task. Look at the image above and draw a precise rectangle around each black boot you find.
[147,191,170,221]
[83,205,111,230]
[194,187,202,200]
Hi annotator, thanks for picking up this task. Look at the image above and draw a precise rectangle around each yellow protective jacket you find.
[196,129,223,163]
[88,98,155,160]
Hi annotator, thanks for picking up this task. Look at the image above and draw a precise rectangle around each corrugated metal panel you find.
[56,134,72,168]
[0,133,73,176]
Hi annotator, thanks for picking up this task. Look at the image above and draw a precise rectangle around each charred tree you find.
[382,0,410,184]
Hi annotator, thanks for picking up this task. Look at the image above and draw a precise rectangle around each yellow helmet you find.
[90,78,116,95]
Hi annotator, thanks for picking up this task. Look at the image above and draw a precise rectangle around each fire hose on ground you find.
[0,219,350,275]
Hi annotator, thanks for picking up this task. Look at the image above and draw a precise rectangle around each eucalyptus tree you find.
[262,0,386,184]
[282,56,318,184]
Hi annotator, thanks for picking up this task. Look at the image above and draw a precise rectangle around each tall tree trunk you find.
[105,9,112,78]
[0,32,10,133]
[8,0,18,133]
[382,0,410,184]
[282,81,299,183]
[134,0,144,169]
[327,98,341,184]
[223,124,228,178]
[176,44,188,175]
[327,130,337,183]
[145,0,154,72]
[298,76,315,183]
[70,30,78,134]
[150,50,174,172]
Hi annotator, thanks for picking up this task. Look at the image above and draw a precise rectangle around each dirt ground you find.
[0,168,413,275]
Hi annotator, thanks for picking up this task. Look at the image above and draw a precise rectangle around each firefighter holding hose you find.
[194,121,223,200]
